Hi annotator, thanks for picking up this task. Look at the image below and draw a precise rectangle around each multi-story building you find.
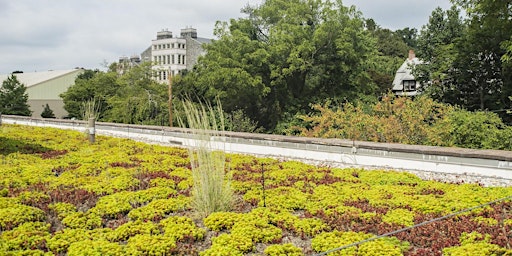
[137,27,211,83]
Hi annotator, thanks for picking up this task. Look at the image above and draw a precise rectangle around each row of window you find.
[156,70,180,81]
[153,43,186,50]
[154,54,186,65]
[403,80,417,91]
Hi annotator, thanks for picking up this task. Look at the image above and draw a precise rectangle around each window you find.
[172,55,175,64]
[403,80,416,91]
[166,44,170,48]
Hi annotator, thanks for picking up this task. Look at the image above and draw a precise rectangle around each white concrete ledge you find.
[2,115,512,185]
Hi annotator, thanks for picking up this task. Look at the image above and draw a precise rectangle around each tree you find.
[60,69,118,120]
[104,63,169,125]
[176,0,377,131]
[366,25,412,94]
[450,0,512,114]
[0,74,32,116]
[418,1,512,123]
[415,6,464,103]
[41,104,55,118]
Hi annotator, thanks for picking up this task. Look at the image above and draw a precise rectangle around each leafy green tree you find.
[419,1,512,122]
[40,104,55,118]
[176,0,378,131]
[61,63,170,125]
[395,27,418,50]
[60,69,118,119]
[104,63,169,125]
[366,25,412,94]
[415,6,464,102]
[0,75,32,116]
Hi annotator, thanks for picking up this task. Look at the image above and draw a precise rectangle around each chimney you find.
[408,50,416,60]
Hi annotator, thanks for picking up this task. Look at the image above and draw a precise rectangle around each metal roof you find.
[0,69,83,88]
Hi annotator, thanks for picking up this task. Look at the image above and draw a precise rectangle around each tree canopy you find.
[61,63,169,125]
[175,0,379,131]
[0,75,32,116]
[416,1,512,122]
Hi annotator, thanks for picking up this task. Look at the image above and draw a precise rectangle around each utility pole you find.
[168,70,173,127]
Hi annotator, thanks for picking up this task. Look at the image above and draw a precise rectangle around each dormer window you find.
[403,80,416,91]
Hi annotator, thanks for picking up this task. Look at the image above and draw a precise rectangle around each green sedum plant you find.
[264,243,304,256]
[443,232,512,255]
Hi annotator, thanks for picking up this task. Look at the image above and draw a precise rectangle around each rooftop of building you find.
[0,69,83,88]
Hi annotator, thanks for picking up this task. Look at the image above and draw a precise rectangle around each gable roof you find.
[391,57,423,91]
[0,69,83,88]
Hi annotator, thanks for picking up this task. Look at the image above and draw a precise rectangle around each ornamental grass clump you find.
[178,100,233,217]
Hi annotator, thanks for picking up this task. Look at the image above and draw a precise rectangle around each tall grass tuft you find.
[178,99,233,217]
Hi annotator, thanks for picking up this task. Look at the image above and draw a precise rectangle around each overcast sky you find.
[0,0,452,75]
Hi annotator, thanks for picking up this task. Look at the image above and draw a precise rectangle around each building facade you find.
[136,27,210,83]
[0,69,84,118]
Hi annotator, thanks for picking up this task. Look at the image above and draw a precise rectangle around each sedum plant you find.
[178,99,233,217]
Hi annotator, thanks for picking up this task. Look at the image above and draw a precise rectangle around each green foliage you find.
[201,233,251,255]
[107,220,160,242]
[160,216,206,241]
[125,234,177,255]
[0,222,50,251]
[292,94,512,150]
[381,208,415,227]
[47,228,111,254]
[49,202,77,219]
[443,232,512,255]
[0,74,32,116]
[67,239,124,256]
[40,103,56,118]
[2,125,512,255]
[61,64,169,125]
[312,231,408,255]
[62,211,102,229]
[176,0,378,131]
[127,196,190,221]
[417,1,512,122]
[264,243,304,256]
[0,204,45,230]
[294,218,328,237]
[442,109,512,150]
[203,211,242,231]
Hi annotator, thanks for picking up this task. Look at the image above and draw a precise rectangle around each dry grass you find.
[178,100,233,217]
